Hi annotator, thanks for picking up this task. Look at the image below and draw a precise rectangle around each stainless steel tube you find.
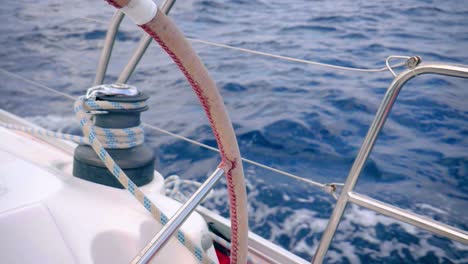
[117,34,152,84]
[117,0,177,83]
[312,63,468,263]
[160,0,177,15]
[348,192,468,245]
[133,167,224,264]
[93,11,125,85]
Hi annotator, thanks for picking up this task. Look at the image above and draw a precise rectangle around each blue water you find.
[1,0,467,263]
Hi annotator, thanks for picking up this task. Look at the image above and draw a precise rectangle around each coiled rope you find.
[1,100,145,149]
[80,99,146,148]
[74,96,215,263]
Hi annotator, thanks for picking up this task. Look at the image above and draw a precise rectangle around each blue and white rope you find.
[74,96,215,264]
[0,122,144,149]
[0,122,87,145]
[1,96,216,264]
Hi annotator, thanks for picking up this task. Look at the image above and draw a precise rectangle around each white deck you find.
[0,124,218,264]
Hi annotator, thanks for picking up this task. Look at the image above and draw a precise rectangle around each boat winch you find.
[73,83,155,188]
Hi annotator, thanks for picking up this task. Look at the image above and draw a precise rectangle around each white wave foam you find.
[202,182,468,263]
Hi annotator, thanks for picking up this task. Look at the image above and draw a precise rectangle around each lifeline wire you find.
[0,68,339,195]
[187,38,407,73]
[34,13,408,74]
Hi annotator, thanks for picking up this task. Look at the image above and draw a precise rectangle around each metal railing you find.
[133,168,225,264]
[312,63,468,263]
[93,11,125,85]
[94,0,176,86]
[132,62,468,263]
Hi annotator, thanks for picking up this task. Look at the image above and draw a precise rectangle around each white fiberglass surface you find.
[0,127,218,264]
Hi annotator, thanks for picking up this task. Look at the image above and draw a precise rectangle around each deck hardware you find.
[312,63,468,263]
[133,168,225,264]
[74,85,154,188]
[385,55,413,77]
[406,56,421,69]
[86,83,139,100]
[324,183,344,200]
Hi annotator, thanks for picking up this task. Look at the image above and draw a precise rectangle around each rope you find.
[0,92,215,263]
[0,122,87,145]
[74,96,214,263]
[0,68,340,195]
[74,96,215,264]
[0,99,145,150]
[81,99,146,148]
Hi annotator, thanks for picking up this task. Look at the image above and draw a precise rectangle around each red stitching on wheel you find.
[226,158,239,263]
[104,0,121,8]
[140,24,241,263]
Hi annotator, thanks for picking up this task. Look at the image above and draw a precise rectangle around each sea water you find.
[0,0,467,263]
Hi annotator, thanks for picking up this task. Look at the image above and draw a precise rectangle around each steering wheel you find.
[103,0,249,263]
